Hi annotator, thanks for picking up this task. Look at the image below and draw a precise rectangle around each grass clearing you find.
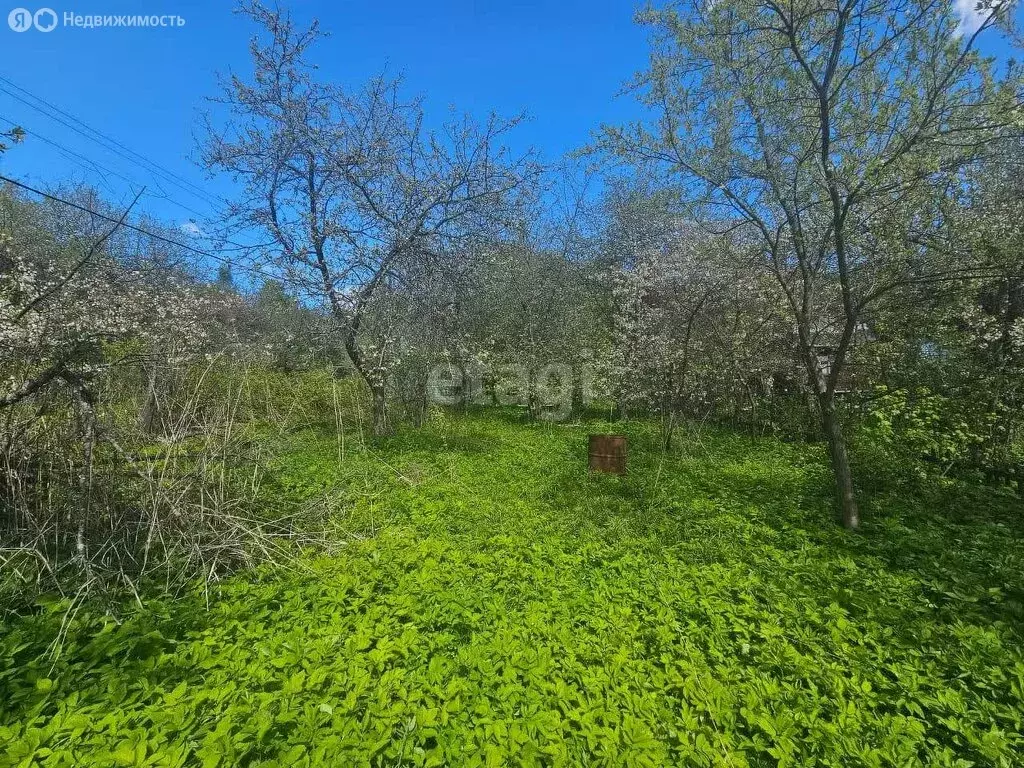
[2,411,1023,766]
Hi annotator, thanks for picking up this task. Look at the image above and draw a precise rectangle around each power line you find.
[0,75,225,211]
[2,114,153,203]
[0,77,314,290]
[0,82,218,211]
[0,74,221,206]
[0,114,218,222]
[0,106,277,257]
[0,172,297,289]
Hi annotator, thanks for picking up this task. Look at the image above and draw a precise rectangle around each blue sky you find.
[0,1,1020,244]
[0,1,651,235]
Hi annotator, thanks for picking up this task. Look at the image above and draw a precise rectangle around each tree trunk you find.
[456,362,469,412]
[370,384,388,437]
[484,374,499,406]
[526,371,540,420]
[661,408,676,451]
[343,328,390,437]
[660,368,674,450]
[570,361,585,417]
[409,374,428,428]
[819,395,859,530]
[138,364,161,435]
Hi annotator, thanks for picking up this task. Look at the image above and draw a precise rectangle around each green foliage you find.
[0,126,25,154]
[139,363,364,435]
[2,413,1023,766]
[852,386,992,481]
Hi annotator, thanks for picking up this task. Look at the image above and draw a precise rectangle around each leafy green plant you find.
[852,386,993,483]
[2,412,1022,766]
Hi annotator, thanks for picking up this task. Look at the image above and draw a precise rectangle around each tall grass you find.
[0,361,367,609]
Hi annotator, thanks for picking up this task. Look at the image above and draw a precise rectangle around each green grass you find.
[2,411,1024,767]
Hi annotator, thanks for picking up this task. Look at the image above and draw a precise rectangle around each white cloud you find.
[953,0,1008,35]
[180,221,204,237]
[954,0,984,34]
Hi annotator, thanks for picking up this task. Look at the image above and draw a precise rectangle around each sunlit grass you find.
[2,410,1023,766]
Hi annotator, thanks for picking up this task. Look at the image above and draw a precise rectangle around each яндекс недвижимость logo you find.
[8,7,56,31]
[7,8,184,31]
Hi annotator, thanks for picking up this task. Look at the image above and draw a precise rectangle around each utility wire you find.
[0,113,213,218]
[0,172,300,289]
[0,110,276,256]
[0,77,340,293]
[0,113,135,187]
[0,76,278,255]
[0,74,220,204]
[0,75,224,210]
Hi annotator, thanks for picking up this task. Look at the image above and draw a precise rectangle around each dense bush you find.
[850,385,1024,492]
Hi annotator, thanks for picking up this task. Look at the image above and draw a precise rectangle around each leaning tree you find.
[604,0,1021,528]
